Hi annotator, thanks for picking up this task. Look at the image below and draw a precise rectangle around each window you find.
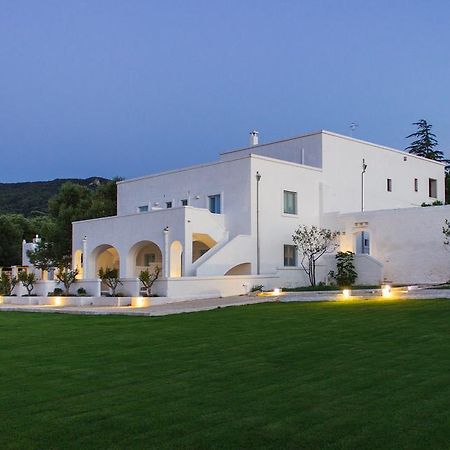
[429,178,437,198]
[356,231,370,255]
[387,179,392,192]
[138,205,148,213]
[414,178,418,192]
[166,201,172,208]
[208,194,221,214]
[284,245,297,267]
[144,253,156,266]
[181,199,188,206]
[283,190,297,215]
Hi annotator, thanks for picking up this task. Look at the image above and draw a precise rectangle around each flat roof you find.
[221,129,447,167]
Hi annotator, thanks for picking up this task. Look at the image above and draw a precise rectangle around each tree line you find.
[0,179,120,267]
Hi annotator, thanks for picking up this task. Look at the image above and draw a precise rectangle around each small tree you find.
[0,272,18,296]
[56,265,79,296]
[139,266,161,296]
[405,120,445,161]
[18,271,36,296]
[329,251,357,288]
[292,226,340,286]
[98,267,122,296]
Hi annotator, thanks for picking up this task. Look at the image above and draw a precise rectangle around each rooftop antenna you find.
[350,122,359,137]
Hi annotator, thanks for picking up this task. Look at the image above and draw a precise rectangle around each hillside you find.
[0,177,109,216]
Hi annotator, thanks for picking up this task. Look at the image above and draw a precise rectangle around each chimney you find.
[249,130,259,146]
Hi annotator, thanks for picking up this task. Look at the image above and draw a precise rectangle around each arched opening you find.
[128,241,162,277]
[355,231,370,255]
[74,249,83,279]
[192,233,217,263]
[93,245,120,276]
[170,241,183,277]
[225,263,252,276]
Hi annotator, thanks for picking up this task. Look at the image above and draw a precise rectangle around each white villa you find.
[61,129,450,299]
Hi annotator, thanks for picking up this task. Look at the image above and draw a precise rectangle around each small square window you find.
[283,191,297,214]
[208,194,221,214]
[138,205,148,213]
[181,199,188,206]
[284,245,297,267]
[414,178,418,192]
[429,178,437,198]
[387,179,392,192]
[166,201,172,208]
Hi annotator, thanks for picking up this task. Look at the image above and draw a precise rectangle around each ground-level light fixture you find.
[381,284,392,298]
[342,289,351,299]
[273,288,281,295]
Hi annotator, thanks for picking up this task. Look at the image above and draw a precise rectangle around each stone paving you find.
[1,288,449,317]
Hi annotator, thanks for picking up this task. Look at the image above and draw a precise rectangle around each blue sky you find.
[1,0,449,182]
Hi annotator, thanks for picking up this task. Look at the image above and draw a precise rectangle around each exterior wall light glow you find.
[54,296,63,307]
[273,288,281,295]
[134,296,145,307]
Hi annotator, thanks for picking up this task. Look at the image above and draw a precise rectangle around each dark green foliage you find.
[1,300,450,448]
[0,177,109,216]
[421,200,444,207]
[0,272,17,295]
[405,119,446,161]
[329,251,358,288]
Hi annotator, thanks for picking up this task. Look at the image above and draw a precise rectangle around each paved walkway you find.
[1,288,449,317]
[0,295,275,317]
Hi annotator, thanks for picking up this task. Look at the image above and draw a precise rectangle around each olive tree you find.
[139,266,161,296]
[98,267,122,296]
[292,225,340,286]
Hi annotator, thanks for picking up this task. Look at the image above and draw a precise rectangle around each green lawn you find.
[1,299,450,449]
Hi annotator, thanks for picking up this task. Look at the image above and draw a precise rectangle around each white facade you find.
[70,130,447,296]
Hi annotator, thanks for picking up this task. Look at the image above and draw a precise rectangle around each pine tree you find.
[405,119,444,160]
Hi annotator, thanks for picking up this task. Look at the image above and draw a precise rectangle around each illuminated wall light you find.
[54,296,62,307]
[0,296,3,304]
[273,288,281,295]
[134,296,145,307]
[342,289,351,299]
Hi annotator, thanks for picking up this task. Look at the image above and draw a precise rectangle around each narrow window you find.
[284,245,297,267]
[208,194,221,214]
[138,205,148,213]
[387,179,392,192]
[283,191,297,214]
[429,178,437,198]
[414,178,418,192]
[166,201,172,208]
[181,199,188,206]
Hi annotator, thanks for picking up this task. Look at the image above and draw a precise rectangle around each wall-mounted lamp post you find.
[361,158,367,212]
[256,171,261,275]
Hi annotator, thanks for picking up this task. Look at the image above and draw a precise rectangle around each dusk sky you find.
[1,0,449,182]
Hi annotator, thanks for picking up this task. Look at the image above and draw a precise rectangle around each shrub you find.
[77,287,87,296]
[329,251,357,288]
[0,272,18,296]
[250,285,263,292]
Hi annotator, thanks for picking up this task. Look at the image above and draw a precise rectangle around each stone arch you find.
[170,240,183,277]
[224,263,252,276]
[91,244,120,277]
[127,240,163,277]
[74,249,83,279]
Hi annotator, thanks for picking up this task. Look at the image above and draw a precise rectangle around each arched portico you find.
[192,233,217,263]
[127,240,163,277]
[91,244,120,278]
